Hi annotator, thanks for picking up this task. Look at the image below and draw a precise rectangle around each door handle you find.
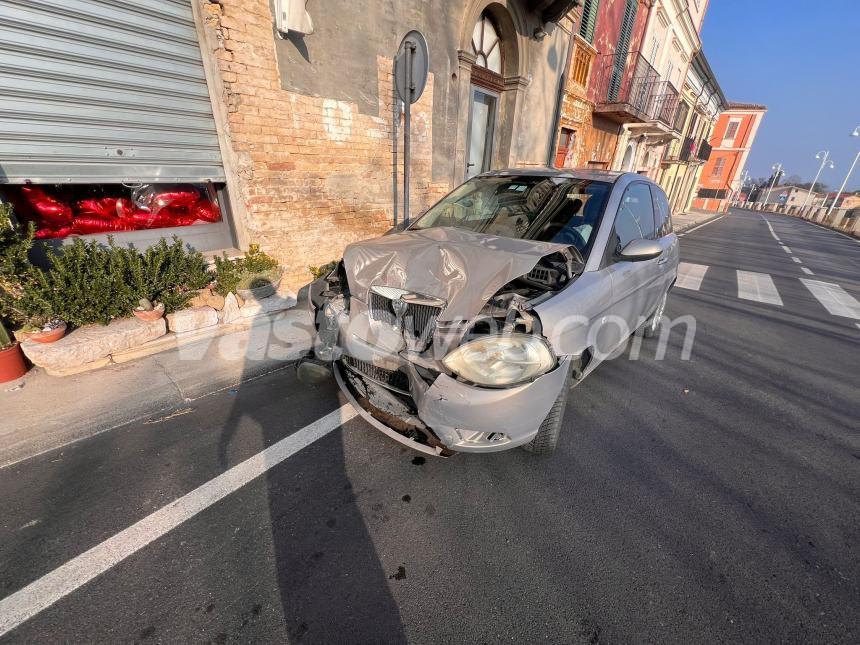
[656,256,668,265]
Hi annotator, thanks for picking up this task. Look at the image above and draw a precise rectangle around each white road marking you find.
[791,256,802,264]
[737,271,783,306]
[800,279,860,319]
[0,405,358,638]
[677,215,723,237]
[782,246,793,254]
[676,262,709,291]
[801,267,814,275]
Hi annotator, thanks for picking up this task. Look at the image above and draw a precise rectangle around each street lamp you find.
[826,125,860,216]
[801,150,834,209]
[764,163,783,205]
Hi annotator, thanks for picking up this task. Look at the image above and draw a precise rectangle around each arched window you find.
[471,13,502,74]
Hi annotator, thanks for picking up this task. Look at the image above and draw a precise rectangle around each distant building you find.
[758,185,824,207]
[693,102,767,212]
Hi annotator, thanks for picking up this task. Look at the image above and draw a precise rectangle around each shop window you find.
[5,183,223,239]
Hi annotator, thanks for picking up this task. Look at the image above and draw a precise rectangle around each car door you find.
[650,184,680,292]
[603,181,662,338]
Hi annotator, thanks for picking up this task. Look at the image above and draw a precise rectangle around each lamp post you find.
[764,162,783,205]
[826,126,860,217]
[801,150,834,209]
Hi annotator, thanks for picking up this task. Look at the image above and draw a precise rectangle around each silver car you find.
[303,169,679,456]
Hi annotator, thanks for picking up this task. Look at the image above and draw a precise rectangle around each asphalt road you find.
[1,209,858,644]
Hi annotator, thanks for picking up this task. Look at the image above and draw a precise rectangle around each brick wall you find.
[200,1,450,290]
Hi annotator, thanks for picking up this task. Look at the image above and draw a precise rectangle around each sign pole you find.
[403,41,413,225]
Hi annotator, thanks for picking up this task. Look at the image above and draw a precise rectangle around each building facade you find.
[0,0,578,289]
[553,0,653,171]
[658,49,725,213]
[609,0,706,179]
[693,102,767,212]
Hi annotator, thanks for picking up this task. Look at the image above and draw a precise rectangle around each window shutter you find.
[579,0,600,44]
[608,0,638,101]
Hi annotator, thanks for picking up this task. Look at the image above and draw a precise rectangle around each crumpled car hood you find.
[342,226,570,321]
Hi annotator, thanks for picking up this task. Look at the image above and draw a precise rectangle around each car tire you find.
[522,378,570,455]
[643,289,669,338]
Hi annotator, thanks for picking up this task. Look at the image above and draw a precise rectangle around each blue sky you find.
[701,0,860,190]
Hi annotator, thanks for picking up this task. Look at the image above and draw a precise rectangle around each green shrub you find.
[128,238,211,314]
[213,244,280,296]
[27,238,138,327]
[0,203,50,330]
[309,261,337,280]
[26,236,212,327]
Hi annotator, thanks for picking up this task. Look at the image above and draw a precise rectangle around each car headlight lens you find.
[442,334,556,387]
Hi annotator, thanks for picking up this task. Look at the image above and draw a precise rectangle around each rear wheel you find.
[643,289,669,338]
[522,379,570,455]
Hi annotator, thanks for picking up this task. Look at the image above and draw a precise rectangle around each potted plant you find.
[17,317,66,344]
[133,298,165,322]
[214,244,282,302]
[0,321,27,383]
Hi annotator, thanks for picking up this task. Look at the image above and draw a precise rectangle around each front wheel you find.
[643,289,669,338]
[522,380,570,455]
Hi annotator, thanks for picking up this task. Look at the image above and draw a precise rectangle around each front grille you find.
[369,291,441,340]
[341,355,410,393]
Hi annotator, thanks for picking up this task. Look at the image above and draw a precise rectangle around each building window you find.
[711,157,726,178]
[571,44,591,86]
[471,13,502,74]
[674,101,690,133]
[579,0,600,44]
[724,119,740,143]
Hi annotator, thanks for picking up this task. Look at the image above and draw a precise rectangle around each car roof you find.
[482,167,628,183]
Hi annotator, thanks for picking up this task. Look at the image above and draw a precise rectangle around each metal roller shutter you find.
[0,0,226,184]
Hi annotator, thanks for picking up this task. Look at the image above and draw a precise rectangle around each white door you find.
[465,87,498,179]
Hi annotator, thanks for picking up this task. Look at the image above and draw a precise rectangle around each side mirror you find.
[617,239,662,262]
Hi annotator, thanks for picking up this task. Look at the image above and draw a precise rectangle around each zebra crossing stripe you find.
[737,270,783,306]
[800,279,860,319]
[791,257,802,264]
[801,267,814,275]
[676,262,708,291]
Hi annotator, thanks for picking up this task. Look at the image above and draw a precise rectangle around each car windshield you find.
[410,175,612,258]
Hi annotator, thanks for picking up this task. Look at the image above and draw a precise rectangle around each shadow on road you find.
[216,311,407,642]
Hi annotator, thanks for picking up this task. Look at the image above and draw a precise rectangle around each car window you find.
[411,175,612,260]
[612,182,656,251]
[652,186,673,237]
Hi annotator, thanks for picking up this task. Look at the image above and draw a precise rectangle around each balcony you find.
[678,137,697,161]
[592,52,679,128]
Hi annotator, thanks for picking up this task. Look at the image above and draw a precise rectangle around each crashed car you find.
[303,169,679,456]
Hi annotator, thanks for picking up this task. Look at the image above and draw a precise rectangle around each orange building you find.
[692,102,767,212]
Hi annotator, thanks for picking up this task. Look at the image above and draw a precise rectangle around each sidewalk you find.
[673,207,722,233]
[1,308,314,468]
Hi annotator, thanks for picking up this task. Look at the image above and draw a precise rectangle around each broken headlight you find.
[442,334,555,387]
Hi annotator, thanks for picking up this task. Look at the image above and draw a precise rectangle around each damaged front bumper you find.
[311,291,569,456]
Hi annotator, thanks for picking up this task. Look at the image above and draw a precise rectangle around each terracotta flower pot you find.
[0,343,28,383]
[133,304,165,322]
[28,322,67,344]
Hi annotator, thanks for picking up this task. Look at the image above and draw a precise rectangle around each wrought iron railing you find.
[593,52,678,125]
[678,137,697,161]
